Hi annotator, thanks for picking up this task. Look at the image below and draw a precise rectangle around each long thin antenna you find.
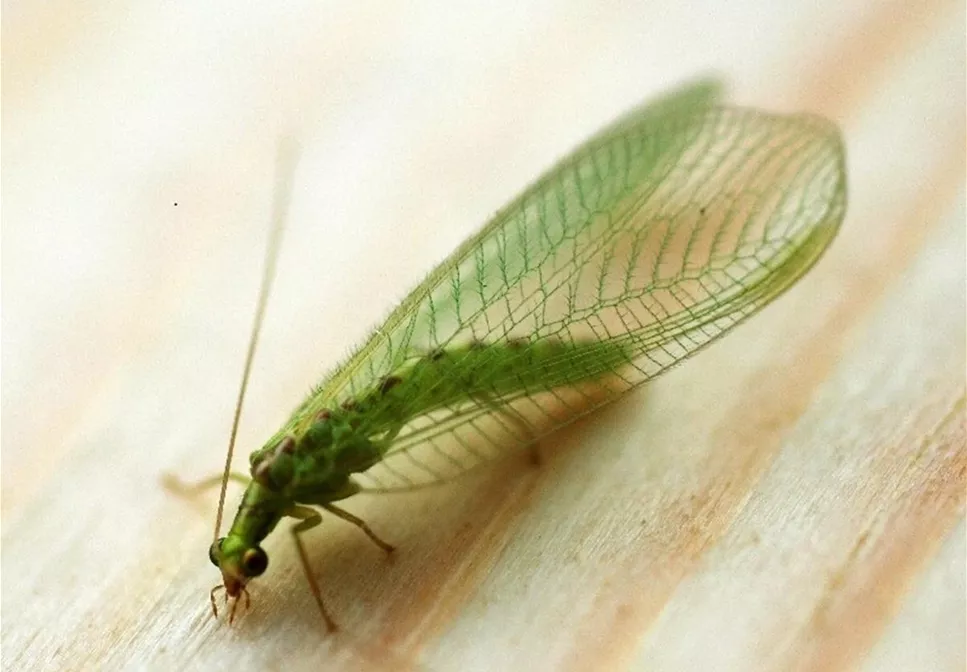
[213,138,300,543]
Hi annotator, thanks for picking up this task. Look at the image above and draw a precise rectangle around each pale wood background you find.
[2,1,964,671]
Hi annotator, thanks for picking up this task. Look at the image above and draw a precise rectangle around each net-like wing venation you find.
[273,80,847,490]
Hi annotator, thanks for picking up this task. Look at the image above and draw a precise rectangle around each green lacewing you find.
[194,78,847,629]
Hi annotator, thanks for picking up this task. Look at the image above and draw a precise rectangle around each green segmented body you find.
[206,78,848,626]
[245,339,632,500]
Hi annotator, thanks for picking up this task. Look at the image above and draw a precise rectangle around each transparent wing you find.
[297,80,847,490]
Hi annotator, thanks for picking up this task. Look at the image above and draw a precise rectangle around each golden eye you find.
[241,547,268,577]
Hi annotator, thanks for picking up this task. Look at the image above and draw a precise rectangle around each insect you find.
[191,78,847,629]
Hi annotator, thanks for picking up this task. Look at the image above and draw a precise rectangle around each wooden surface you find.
[2,2,964,671]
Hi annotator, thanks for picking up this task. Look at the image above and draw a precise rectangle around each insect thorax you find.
[248,408,382,502]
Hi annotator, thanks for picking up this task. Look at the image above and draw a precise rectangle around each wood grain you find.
[2,1,964,671]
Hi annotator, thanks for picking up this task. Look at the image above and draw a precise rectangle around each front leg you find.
[162,471,250,496]
[286,505,337,632]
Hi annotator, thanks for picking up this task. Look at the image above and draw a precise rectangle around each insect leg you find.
[321,503,395,555]
[473,394,543,466]
[162,471,250,496]
[286,505,338,632]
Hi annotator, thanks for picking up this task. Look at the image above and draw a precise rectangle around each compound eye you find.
[208,538,226,567]
[241,547,268,577]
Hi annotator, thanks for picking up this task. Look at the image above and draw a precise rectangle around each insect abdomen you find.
[377,338,634,417]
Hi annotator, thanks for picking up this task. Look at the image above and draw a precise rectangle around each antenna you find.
[213,139,299,543]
